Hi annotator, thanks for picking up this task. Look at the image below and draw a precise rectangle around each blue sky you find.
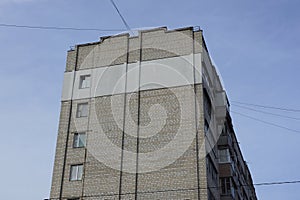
[0,0,299,199]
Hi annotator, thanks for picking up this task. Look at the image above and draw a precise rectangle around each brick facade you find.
[49,27,257,200]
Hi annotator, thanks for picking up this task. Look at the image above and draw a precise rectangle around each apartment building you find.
[48,26,257,200]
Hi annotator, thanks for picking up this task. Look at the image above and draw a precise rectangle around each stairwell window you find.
[70,164,83,181]
[79,75,91,89]
[76,103,88,118]
[73,133,86,148]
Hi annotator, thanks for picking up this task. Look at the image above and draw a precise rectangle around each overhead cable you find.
[0,23,125,32]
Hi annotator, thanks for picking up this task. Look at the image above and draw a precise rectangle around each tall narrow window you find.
[76,103,88,118]
[79,75,91,89]
[204,119,210,135]
[220,177,231,195]
[70,164,83,181]
[206,156,218,184]
[73,133,86,148]
[203,88,212,121]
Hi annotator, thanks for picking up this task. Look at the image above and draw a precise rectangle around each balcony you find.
[218,134,233,147]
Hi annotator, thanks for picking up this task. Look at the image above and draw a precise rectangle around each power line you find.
[0,23,125,32]
[109,0,134,35]
[254,180,300,186]
[232,101,300,112]
[231,110,300,134]
[232,104,300,121]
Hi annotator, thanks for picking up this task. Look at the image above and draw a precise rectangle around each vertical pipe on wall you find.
[59,47,79,199]
[192,30,202,200]
[119,34,130,200]
[135,31,143,200]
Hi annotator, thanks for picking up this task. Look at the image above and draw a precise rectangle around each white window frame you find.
[76,103,88,118]
[79,75,91,89]
[70,164,83,181]
[73,132,86,148]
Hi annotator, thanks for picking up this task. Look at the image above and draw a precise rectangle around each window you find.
[204,119,210,134]
[73,133,86,148]
[76,103,88,118]
[203,88,212,120]
[70,164,83,181]
[220,177,231,195]
[79,75,91,89]
[206,156,218,184]
[219,149,231,163]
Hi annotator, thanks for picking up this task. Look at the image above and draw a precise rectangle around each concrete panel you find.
[126,62,140,93]
[140,54,194,90]
[62,54,202,101]
[194,53,202,83]
[61,71,75,101]
[93,63,126,97]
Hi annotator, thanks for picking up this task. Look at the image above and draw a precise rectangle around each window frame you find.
[220,177,232,195]
[73,132,86,148]
[76,103,89,118]
[79,74,91,89]
[219,148,231,163]
[70,164,84,181]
